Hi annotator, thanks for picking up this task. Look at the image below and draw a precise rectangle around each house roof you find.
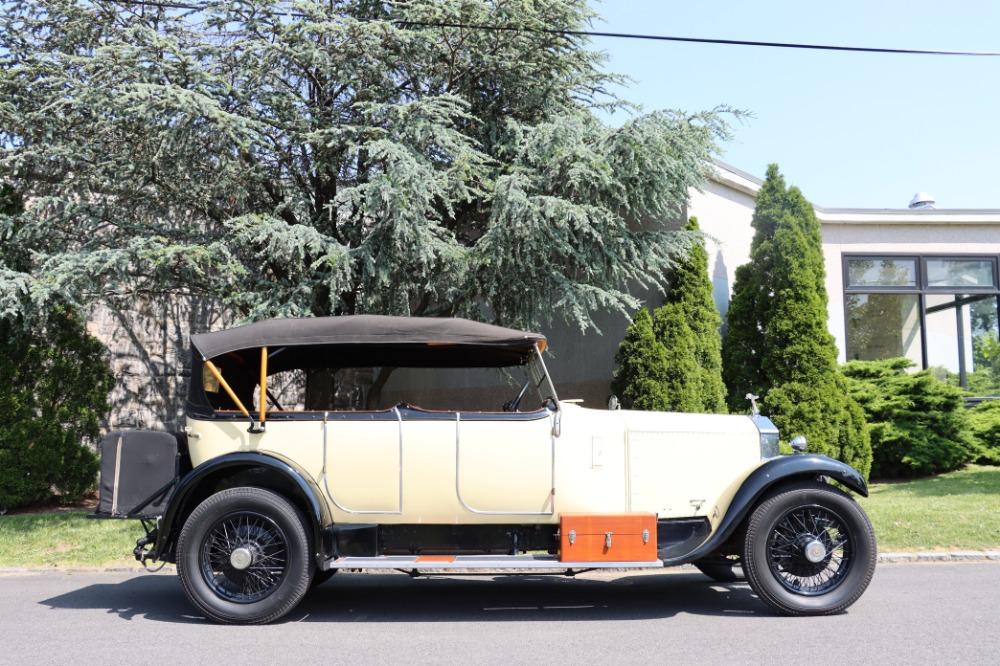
[709,160,1000,224]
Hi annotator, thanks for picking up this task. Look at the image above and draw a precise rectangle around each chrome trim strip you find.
[322,406,404,515]
[111,434,123,515]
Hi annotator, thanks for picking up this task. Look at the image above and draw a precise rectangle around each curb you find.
[878,551,1000,563]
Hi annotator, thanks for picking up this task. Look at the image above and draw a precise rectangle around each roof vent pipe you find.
[909,192,936,209]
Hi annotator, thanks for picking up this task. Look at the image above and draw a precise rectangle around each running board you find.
[321,554,665,571]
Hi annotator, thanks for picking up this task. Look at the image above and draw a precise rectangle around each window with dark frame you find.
[844,254,1000,395]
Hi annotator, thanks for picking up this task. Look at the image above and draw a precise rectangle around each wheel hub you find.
[229,547,254,570]
[803,539,827,563]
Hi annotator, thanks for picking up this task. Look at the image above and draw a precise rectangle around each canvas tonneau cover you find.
[190,315,546,369]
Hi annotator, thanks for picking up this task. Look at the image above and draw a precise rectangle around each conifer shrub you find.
[967,400,1000,465]
[0,186,114,511]
[842,358,978,478]
[652,302,700,412]
[611,218,728,414]
[0,310,114,510]
[611,308,670,411]
[722,165,871,477]
[659,218,727,413]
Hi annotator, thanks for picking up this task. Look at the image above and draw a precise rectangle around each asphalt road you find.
[1,563,998,666]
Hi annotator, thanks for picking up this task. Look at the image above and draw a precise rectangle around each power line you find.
[89,1,1000,57]
[404,21,1000,57]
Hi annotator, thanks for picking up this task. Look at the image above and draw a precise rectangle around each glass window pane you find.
[926,259,995,288]
[846,293,921,364]
[970,296,1000,396]
[925,294,963,384]
[926,294,1000,393]
[846,258,917,288]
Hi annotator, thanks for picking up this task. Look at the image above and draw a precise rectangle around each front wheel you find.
[743,481,876,616]
[176,487,313,624]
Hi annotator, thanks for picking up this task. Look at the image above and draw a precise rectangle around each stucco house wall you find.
[686,165,759,323]
[819,212,1000,365]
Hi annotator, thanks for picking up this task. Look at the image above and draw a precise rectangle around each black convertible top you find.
[190,315,545,369]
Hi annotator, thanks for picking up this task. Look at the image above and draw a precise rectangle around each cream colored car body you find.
[96,316,876,625]
[186,403,764,538]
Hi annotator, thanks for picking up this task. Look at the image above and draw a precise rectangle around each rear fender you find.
[150,453,330,565]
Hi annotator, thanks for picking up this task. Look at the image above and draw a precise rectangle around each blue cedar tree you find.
[0,0,735,335]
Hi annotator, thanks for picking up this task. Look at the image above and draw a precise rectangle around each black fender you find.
[150,452,330,565]
[663,454,868,566]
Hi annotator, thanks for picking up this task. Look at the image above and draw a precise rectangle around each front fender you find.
[663,454,868,565]
[150,452,328,564]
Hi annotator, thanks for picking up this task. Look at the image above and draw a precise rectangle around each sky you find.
[587,0,1000,210]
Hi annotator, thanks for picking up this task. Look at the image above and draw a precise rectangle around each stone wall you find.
[87,297,235,433]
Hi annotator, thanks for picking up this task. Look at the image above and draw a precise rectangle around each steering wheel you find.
[503,380,531,412]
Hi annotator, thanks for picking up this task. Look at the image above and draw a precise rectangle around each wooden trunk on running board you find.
[559,513,658,562]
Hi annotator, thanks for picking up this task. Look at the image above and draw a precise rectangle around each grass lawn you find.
[0,465,998,568]
[858,464,1000,552]
[0,511,149,569]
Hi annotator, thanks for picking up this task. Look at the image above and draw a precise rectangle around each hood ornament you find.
[746,393,760,417]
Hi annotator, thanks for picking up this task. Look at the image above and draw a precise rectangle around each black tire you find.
[743,481,876,616]
[176,487,313,624]
[694,554,744,582]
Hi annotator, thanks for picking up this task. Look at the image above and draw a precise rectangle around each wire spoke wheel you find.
[200,511,289,603]
[743,481,876,616]
[766,505,850,595]
[177,487,313,624]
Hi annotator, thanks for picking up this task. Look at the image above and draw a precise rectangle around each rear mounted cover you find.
[97,431,180,518]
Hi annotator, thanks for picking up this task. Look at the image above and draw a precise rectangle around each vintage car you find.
[94,315,876,624]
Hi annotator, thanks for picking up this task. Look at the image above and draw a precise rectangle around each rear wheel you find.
[743,481,876,615]
[177,487,313,624]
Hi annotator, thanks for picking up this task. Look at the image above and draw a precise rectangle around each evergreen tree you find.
[611,308,670,411]
[650,302,700,411]
[0,0,734,335]
[722,165,871,477]
[0,185,114,510]
[657,217,727,413]
[612,218,726,413]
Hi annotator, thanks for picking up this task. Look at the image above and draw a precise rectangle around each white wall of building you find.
[687,166,759,322]
[820,214,1000,363]
[692,163,1000,370]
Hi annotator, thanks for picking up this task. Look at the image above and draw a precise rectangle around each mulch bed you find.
[2,491,100,516]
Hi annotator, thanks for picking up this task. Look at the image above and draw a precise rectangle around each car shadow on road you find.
[40,570,768,624]
[39,573,205,624]
[292,571,766,624]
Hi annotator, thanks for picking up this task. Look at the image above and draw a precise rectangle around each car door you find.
[323,411,403,514]
[454,411,555,515]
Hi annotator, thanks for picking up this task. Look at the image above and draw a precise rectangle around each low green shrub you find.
[842,357,978,478]
[968,400,1000,465]
[0,310,114,511]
